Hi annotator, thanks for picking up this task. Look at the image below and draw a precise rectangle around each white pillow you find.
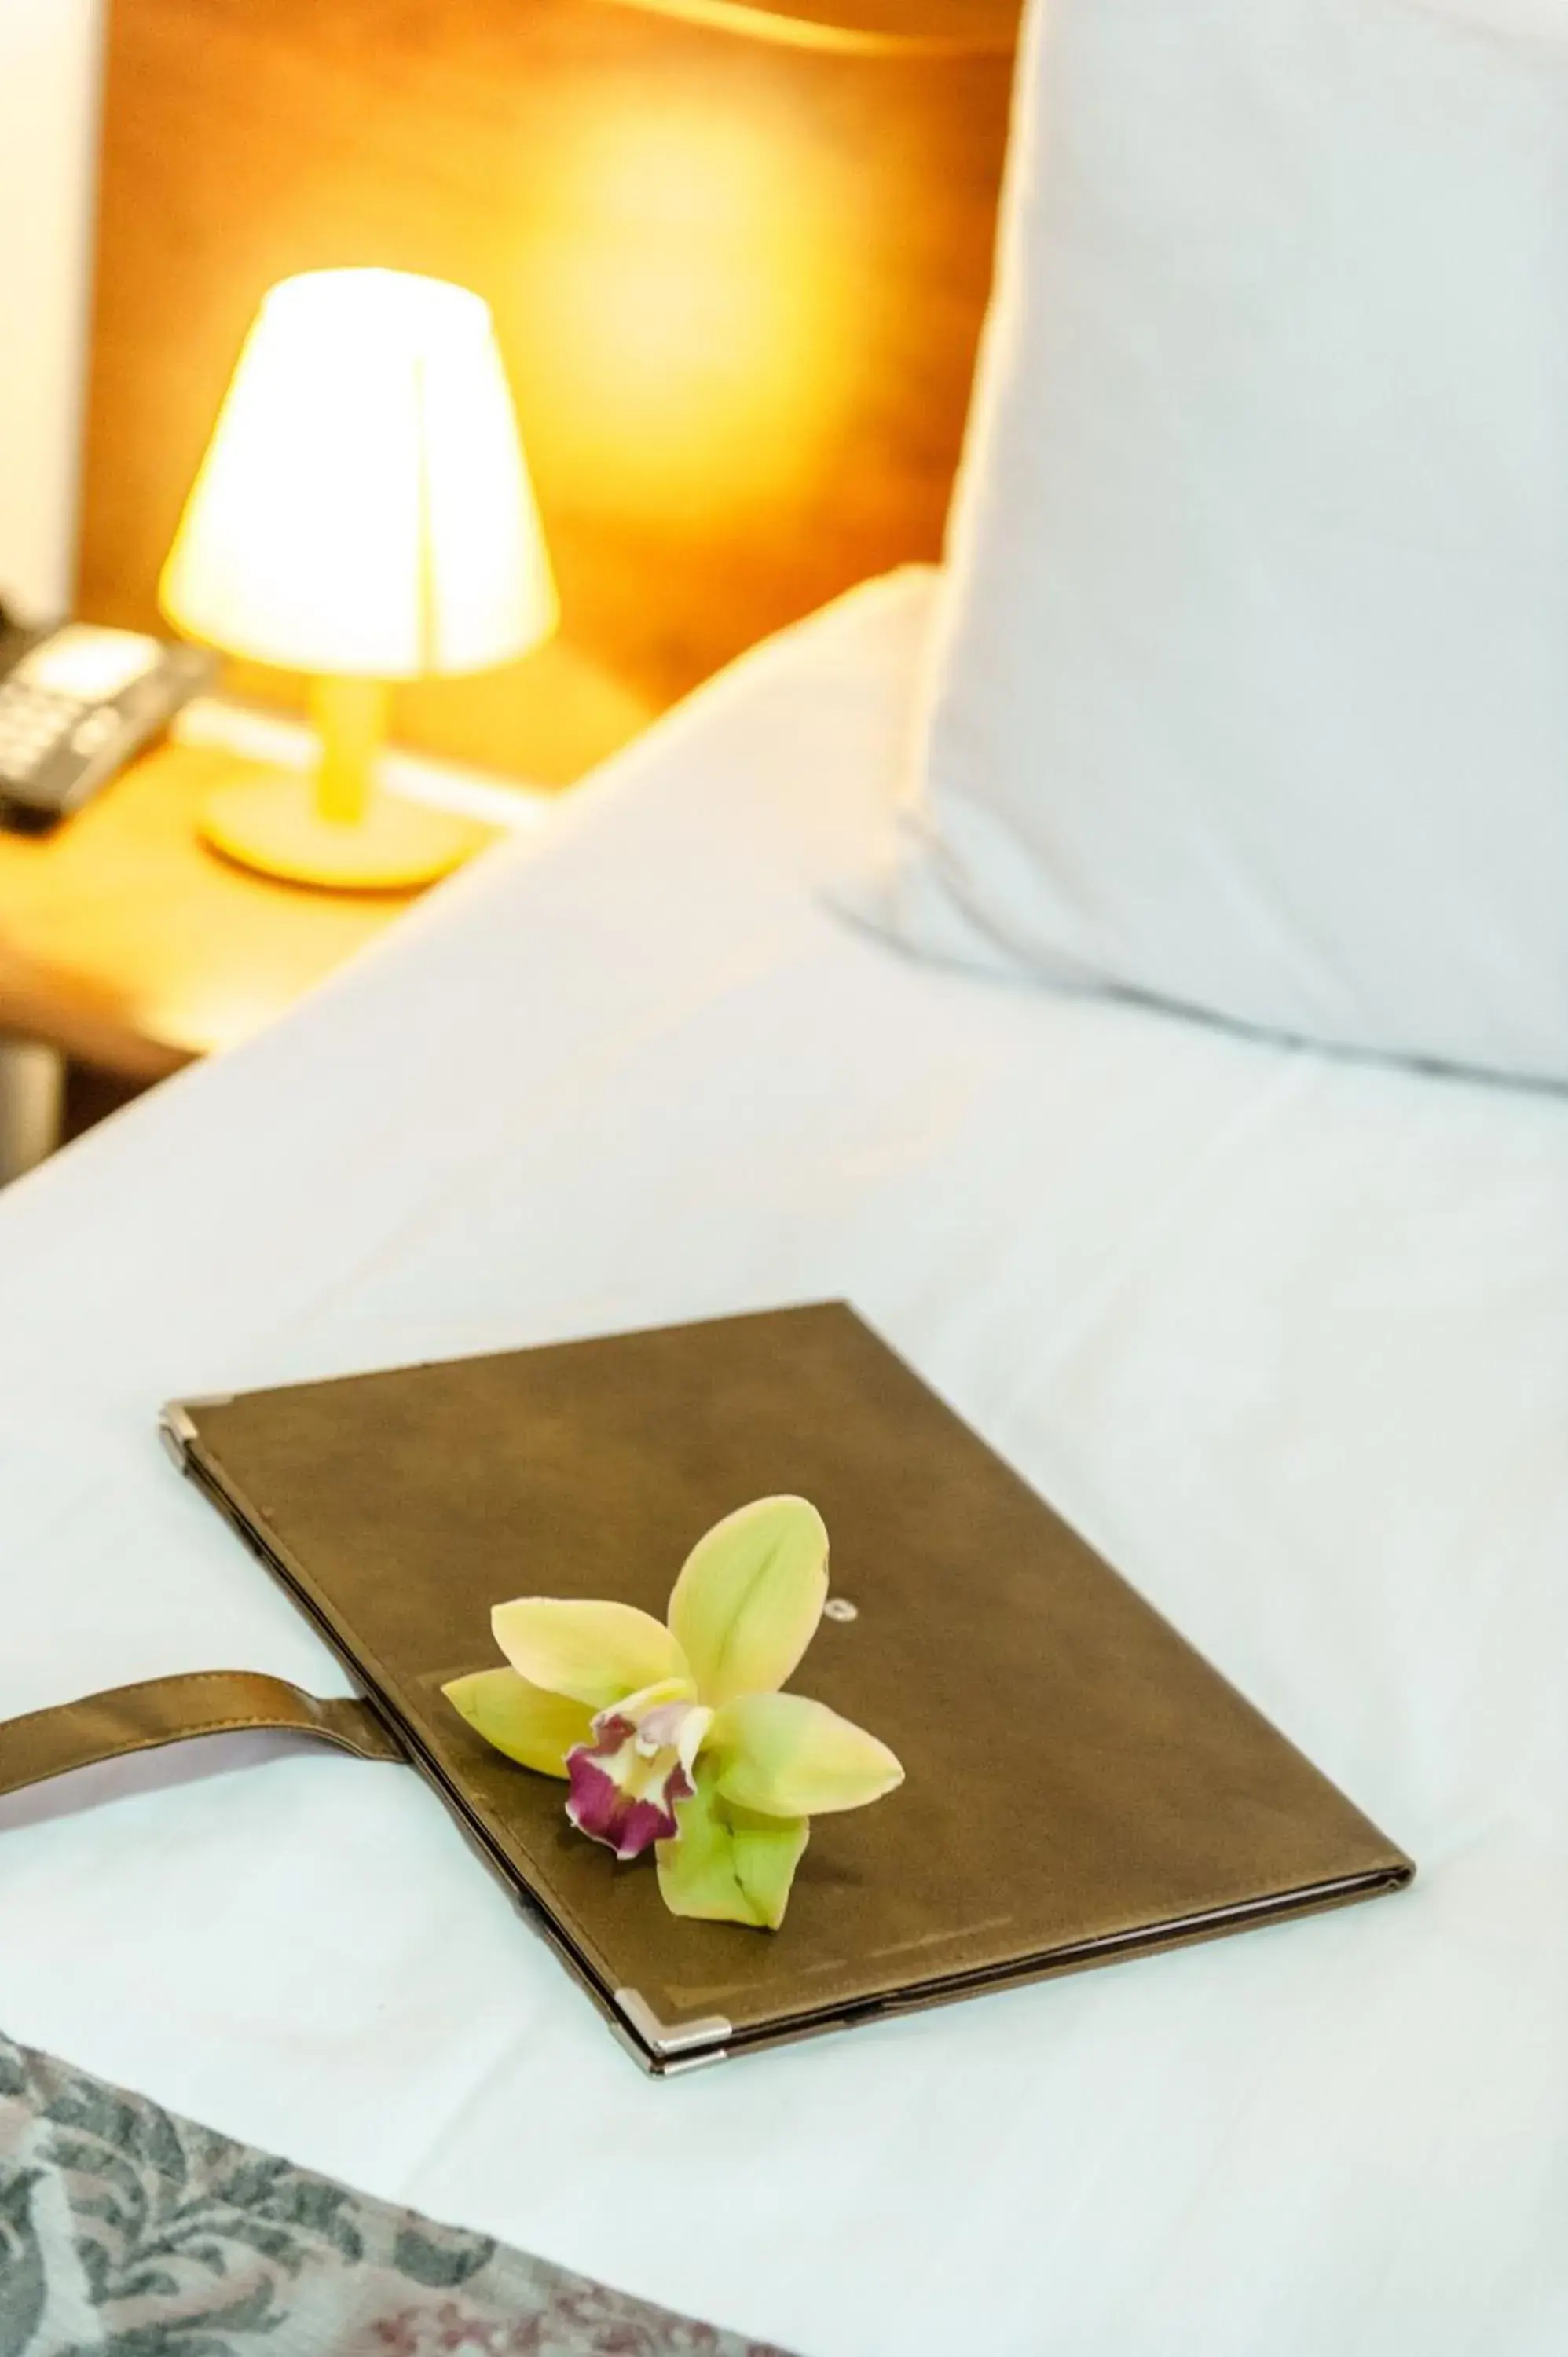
[879,0,1568,1081]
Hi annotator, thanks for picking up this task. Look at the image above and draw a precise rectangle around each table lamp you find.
[159,268,558,889]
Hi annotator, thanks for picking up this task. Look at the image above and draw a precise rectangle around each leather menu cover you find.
[162,1303,1412,2072]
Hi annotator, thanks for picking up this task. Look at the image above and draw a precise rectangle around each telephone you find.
[0,605,218,835]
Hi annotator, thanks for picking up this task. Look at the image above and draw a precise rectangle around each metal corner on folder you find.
[613,1987,731,2066]
[157,1396,233,1470]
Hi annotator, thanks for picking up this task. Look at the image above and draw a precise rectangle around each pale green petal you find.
[709,1691,904,1816]
[655,1770,757,1926]
[441,1666,592,1778]
[727,1800,811,1930]
[667,1496,830,1706]
[655,1764,809,1931]
[490,1597,689,1710]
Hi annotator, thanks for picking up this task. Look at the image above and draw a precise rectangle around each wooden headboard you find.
[77,0,1020,782]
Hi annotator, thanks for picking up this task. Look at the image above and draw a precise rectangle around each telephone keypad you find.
[0,686,79,780]
[0,624,218,834]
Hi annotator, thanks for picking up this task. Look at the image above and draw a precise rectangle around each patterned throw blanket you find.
[0,2032,790,2357]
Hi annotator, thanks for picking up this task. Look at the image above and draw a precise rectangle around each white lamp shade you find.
[160,269,559,679]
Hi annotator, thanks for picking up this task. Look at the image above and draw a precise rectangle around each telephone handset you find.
[0,604,217,834]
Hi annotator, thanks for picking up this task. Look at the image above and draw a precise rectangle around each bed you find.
[1,563,1565,2355]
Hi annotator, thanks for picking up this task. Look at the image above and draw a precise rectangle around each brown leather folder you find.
[7,1303,1413,2073]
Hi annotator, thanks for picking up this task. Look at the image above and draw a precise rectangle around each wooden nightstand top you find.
[0,739,509,1081]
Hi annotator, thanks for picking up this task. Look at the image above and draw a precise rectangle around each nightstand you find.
[0,712,548,1182]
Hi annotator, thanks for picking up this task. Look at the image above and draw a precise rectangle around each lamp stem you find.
[311,676,387,826]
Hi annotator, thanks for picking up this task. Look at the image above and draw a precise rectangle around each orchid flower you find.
[442,1497,902,1930]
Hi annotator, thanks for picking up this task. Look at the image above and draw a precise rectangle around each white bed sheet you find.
[0,566,1564,2357]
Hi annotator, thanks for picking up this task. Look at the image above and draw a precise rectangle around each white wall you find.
[0,0,104,621]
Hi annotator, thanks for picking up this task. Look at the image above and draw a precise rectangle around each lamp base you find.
[198,768,489,891]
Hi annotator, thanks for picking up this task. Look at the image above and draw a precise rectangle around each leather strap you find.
[0,1670,406,1800]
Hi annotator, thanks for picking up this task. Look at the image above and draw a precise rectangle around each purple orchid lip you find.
[565,1729,694,1862]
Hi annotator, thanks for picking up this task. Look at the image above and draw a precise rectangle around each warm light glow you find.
[160,269,558,679]
[516,104,861,525]
[596,0,1012,54]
